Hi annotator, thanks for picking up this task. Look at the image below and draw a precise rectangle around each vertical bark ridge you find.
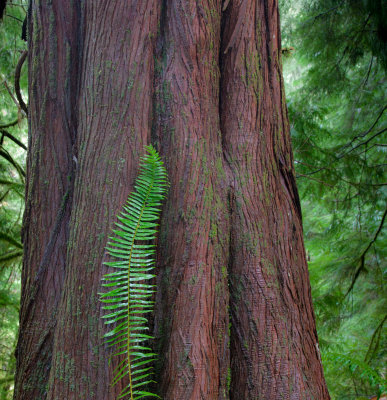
[153,1,230,399]
[45,1,161,398]
[220,0,330,398]
[14,1,82,398]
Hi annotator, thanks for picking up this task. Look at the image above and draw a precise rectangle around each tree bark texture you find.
[14,1,330,400]
[220,1,329,398]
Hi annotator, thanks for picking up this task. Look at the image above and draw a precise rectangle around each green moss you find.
[188,274,198,286]
[209,222,217,239]
[203,184,214,210]
[54,351,75,387]
[215,281,223,296]
[240,231,259,256]
[227,366,231,392]
[215,156,226,181]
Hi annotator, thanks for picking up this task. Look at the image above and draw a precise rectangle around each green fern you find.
[100,145,168,400]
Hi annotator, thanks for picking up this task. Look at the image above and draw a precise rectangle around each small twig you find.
[344,128,387,156]
[0,376,15,385]
[295,159,386,188]
[0,146,25,179]
[335,14,371,72]
[301,4,342,25]
[361,56,374,89]
[295,159,334,176]
[340,105,387,153]
[295,164,331,177]
[6,13,23,22]
[6,2,26,6]
[0,189,10,203]
[296,173,334,187]
[345,206,387,296]
[364,314,387,364]
[3,81,26,117]
[0,231,23,249]
[0,117,20,129]
[0,128,27,150]
[336,175,386,188]
[15,50,28,115]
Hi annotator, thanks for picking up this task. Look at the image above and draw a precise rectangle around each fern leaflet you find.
[100,145,168,399]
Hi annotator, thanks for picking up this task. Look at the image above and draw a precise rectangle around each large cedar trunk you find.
[14,1,330,399]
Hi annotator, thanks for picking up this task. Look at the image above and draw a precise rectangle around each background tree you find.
[12,1,329,400]
[0,2,27,398]
[280,0,387,398]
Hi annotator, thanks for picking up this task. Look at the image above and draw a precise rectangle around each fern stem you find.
[126,173,155,400]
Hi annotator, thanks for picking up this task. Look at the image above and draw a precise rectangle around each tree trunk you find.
[14,1,330,400]
[220,1,329,398]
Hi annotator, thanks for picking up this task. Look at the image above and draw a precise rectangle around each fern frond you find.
[100,145,168,400]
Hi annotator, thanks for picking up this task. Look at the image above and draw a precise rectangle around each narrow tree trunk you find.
[14,1,330,399]
[220,1,330,398]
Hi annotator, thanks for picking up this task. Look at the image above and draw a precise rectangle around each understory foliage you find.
[100,145,168,400]
[280,0,387,398]
[0,2,27,398]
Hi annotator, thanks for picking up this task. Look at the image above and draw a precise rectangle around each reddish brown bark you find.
[14,1,329,399]
[45,2,161,399]
[14,1,81,397]
[15,1,160,399]
[220,1,329,398]
[153,1,230,399]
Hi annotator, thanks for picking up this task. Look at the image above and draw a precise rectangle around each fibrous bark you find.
[14,1,330,399]
[220,1,329,398]
[14,1,81,397]
[153,1,230,398]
